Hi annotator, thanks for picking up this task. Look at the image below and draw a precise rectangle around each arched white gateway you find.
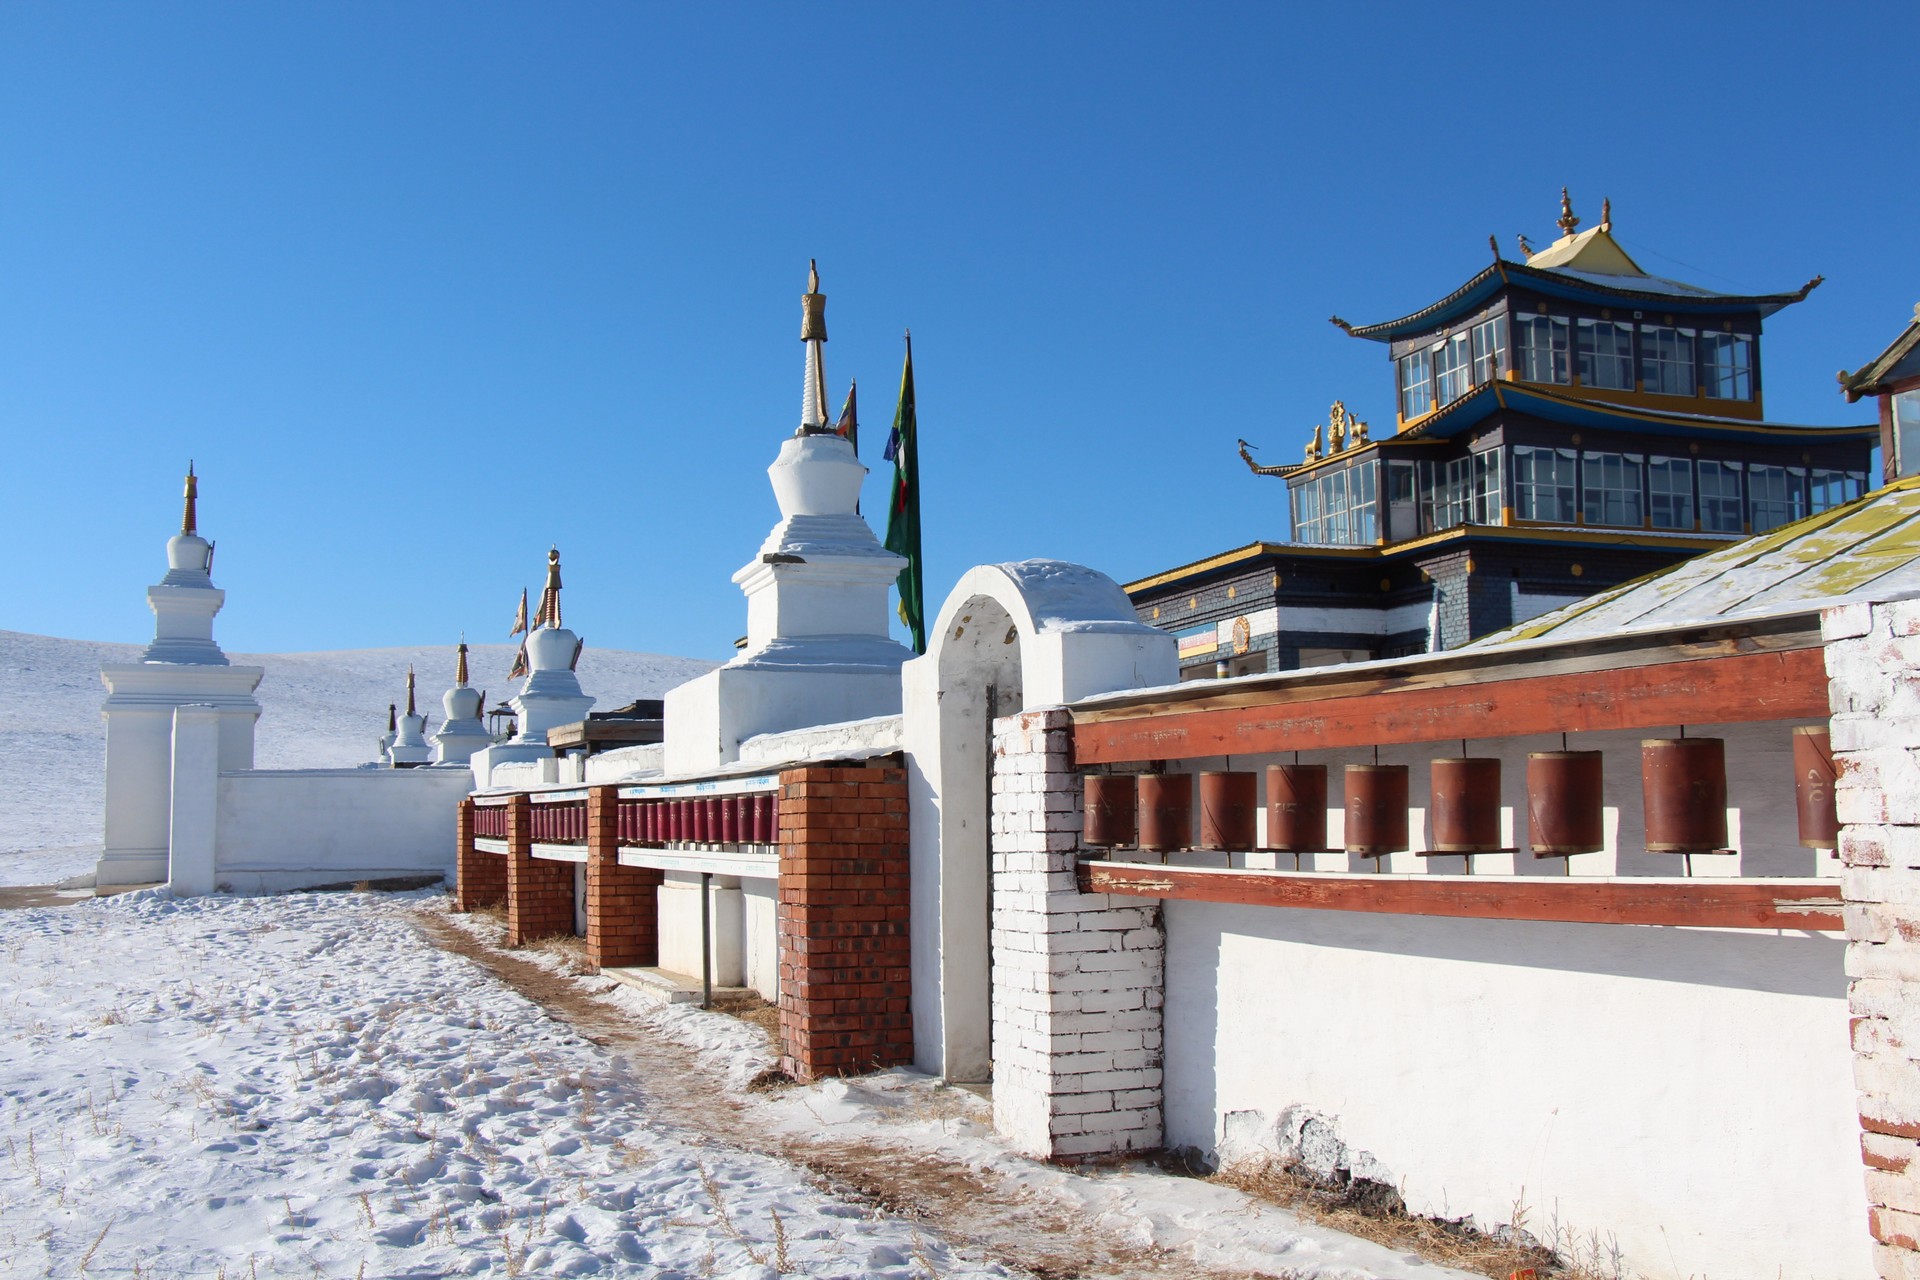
[902,560,1175,1081]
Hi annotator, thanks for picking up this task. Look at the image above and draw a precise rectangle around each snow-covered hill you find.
[0,630,718,878]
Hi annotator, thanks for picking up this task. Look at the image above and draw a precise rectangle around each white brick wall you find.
[1828,596,1920,1276]
[989,707,1165,1159]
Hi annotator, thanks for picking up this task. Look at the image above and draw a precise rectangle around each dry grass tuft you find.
[1213,1157,1574,1279]
[530,934,592,975]
[707,989,781,1036]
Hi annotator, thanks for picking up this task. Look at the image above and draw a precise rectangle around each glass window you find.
[1749,464,1806,533]
[1810,469,1866,513]
[1699,332,1754,401]
[1471,315,1508,385]
[1473,448,1503,522]
[1423,456,1473,531]
[1576,319,1635,390]
[1514,313,1570,384]
[1895,389,1920,480]
[1582,452,1645,527]
[1640,325,1698,396]
[1698,460,1744,533]
[1434,333,1473,408]
[1399,349,1433,419]
[1513,446,1578,522]
[1292,463,1379,546]
[1648,457,1694,530]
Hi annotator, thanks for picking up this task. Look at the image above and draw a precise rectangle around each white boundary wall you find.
[214,768,469,892]
[1162,901,1864,1278]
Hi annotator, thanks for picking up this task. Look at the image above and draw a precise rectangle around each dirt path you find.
[410,909,1287,1280]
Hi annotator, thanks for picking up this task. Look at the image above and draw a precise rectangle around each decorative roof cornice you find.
[1840,306,1920,400]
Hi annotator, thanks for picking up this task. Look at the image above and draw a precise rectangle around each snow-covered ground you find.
[0,630,716,884]
[0,889,1463,1280]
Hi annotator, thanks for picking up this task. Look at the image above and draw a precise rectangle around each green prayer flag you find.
[882,334,925,654]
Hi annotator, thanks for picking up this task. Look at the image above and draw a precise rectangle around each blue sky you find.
[4,3,1915,659]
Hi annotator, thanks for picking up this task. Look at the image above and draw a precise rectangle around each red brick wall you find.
[776,761,912,1081]
[455,798,507,912]
[585,785,663,970]
[506,793,574,947]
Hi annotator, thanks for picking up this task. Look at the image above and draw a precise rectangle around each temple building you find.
[1127,193,1878,677]
[1841,302,1920,483]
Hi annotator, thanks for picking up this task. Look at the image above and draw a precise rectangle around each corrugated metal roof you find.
[1464,476,1920,647]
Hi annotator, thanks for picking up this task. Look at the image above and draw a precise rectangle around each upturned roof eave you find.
[1342,261,1818,343]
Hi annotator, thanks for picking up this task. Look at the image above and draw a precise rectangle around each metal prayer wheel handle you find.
[1526,751,1605,855]
[1792,726,1838,849]
[1428,757,1504,854]
[1137,774,1194,855]
[1263,764,1328,853]
[1641,738,1728,854]
[1082,775,1138,849]
[1198,771,1258,852]
[1344,764,1410,855]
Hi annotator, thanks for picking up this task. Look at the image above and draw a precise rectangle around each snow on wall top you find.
[993,560,1153,635]
[1463,476,1920,649]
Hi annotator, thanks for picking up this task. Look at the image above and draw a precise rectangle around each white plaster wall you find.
[742,879,779,1002]
[1162,900,1867,1279]
[584,744,665,783]
[738,714,902,765]
[212,768,470,892]
[657,874,744,986]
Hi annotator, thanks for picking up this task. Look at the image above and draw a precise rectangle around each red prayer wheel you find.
[1793,725,1839,849]
[1429,757,1503,853]
[1344,764,1409,855]
[703,797,722,843]
[1526,751,1604,854]
[1264,764,1328,853]
[754,793,776,844]
[1642,738,1728,853]
[670,798,688,843]
[1137,773,1193,854]
[647,799,663,843]
[1198,771,1257,851]
[1082,775,1138,848]
[720,794,740,845]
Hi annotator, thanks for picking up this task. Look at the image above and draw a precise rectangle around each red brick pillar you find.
[455,798,507,911]
[506,794,573,947]
[585,785,663,970]
[776,761,912,1081]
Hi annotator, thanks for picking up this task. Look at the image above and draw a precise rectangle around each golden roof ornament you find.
[406,665,417,717]
[1516,233,1536,260]
[1557,187,1580,237]
[1599,197,1612,231]
[1304,424,1322,462]
[455,639,470,687]
[181,461,198,536]
[387,703,397,734]
[800,258,827,343]
[1323,401,1367,452]
[537,546,563,630]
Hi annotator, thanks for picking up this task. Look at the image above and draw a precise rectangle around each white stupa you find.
[430,641,492,765]
[665,262,914,774]
[470,547,594,783]
[387,667,432,766]
[98,466,265,888]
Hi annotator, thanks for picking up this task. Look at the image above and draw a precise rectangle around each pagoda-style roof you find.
[1391,380,1875,447]
[1333,200,1821,342]
[1841,305,1920,400]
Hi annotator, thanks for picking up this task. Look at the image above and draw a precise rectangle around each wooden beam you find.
[1072,646,1829,764]
[1078,861,1843,931]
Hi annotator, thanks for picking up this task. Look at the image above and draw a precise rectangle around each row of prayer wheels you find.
[1082,728,1839,857]
[614,793,778,846]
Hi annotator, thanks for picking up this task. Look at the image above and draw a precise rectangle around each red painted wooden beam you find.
[1078,860,1843,931]
[1072,647,1829,764]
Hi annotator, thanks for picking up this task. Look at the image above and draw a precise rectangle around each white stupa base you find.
[664,662,906,776]
[431,721,493,765]
[469,741,559,791]
[97,848,168,889]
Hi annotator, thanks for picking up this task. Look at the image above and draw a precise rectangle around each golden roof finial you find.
[406,665,417,717]
[1600,196,1612,231]
[387,703,397,734]
[537,546,563,630]
[181,461,198,536]
[801,259,827,342]
[455,639,469,688]
[1557,187,1580,237]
